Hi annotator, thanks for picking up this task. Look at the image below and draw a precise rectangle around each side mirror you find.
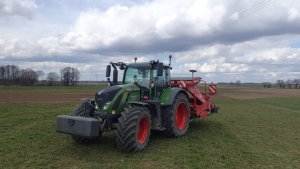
[107,78,111,86]
[113,69,118,85]
[157,63,163,76]
[106,65,111,77]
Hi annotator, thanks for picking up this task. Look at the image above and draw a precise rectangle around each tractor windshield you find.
[124,65,151,89]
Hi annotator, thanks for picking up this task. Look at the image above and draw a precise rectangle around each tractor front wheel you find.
[116,107,151,152]
[165,93,190,137]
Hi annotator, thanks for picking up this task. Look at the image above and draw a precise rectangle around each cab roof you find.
[127,61,169,69]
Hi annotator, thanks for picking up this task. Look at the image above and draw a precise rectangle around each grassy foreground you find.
[0,86,299,169]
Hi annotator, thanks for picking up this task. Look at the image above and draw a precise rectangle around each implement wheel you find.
[165,93,190,137]
[116,107,151,152]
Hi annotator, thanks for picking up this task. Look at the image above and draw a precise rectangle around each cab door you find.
[153,67,170,99]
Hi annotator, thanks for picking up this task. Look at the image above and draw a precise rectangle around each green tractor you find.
[57,56,218,152]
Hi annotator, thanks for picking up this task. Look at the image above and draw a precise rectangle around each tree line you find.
[262,79,300,88]
[0,65,80,86]
[276,79,300,89]
[229,80,241,87]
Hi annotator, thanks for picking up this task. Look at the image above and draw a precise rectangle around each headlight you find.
[103,101,112,110]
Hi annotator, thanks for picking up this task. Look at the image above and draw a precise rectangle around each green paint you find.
[96,61,172,115]
[159,87,172,105]
[159,87,186,106]
[102,84,141,115]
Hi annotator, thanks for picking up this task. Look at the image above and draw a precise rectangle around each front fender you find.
[159,87,188,106]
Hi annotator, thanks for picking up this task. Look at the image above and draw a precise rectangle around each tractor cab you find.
[123,62,170,100]
[106,60,170,100]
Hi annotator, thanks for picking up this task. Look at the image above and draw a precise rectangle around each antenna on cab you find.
[169,54,172,67]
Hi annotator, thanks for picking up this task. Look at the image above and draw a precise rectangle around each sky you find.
[0,0,300,83]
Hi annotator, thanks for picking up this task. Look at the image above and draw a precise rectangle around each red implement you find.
[171,77,218,118]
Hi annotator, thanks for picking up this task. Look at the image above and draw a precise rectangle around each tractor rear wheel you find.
[165,93,190,137]
[71,99,101,144]
[116,106,151,152]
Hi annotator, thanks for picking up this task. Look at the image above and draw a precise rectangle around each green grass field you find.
[0,86,299,169]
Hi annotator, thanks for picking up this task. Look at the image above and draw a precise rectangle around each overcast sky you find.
[0,0,300,82]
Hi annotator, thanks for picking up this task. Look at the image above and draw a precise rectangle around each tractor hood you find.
[95,85,121,111]
[95,84,140,112]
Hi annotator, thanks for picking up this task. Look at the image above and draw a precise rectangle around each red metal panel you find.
[209,84,217,95]
[171,78,217,118]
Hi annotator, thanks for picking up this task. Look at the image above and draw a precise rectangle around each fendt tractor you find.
[56,55,219,152]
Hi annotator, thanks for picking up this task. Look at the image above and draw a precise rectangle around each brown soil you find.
[0,92,95,104]
[1,87,299,103]
[222,87,300,99]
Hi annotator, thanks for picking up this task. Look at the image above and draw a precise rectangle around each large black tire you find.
[71,99,101,144]
[165,93,190,137]
[116,107,151,152]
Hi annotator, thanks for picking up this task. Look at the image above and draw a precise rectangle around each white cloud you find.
[1,0,300,82]
[2,0,300,56]
[288,8,300,21]
[53,0,226,51]
[170,34,300,82]
[0,0,37,19]
[243,48,300,64]
[181,62,248,73]
[57,0,300,54]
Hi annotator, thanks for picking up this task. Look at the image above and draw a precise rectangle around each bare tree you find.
[0,65,53,86]
[19,68,39,86]
[236,80,241,87]
[0,66,4,79]
[61,67,80,86]
[61,67,71,86]
[276,80,285,88]
[286,79,293,89]
[47,72,60,86]
[294,79,300,89]
[36,70,45,80]
[0,65,21,85]
[263,82,272,88]
[11,65,20,83]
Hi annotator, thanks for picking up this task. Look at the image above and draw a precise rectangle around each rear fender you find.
[159,87,189,106]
